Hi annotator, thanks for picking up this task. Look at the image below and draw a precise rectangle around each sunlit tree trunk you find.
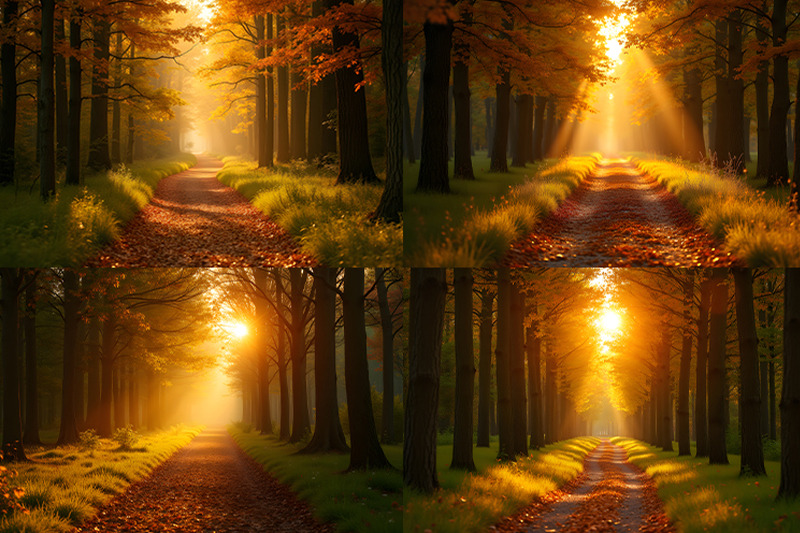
[273,271,290,441]
[532,96,546,161]
[58,270,80,445]
[98,316,116,437]
[290,63,307,160]
[451,268,475,470]
[678,271,694,455]
[495,268,513,459]
[128,366,139,429]
[733,267,766,476]
[276,15,290,163]
[288,269,310,443]
[683,66,705,161]
[404,268,446,493]
[513,94,533,166]
[301,268,348,453]
[708,269,729,465]
[415,11,452,192]
[527,299,543,450]
[86,318,101,430]
[545,341,558,444]
[657,330,673,452]
[543,98,557,157]
[510,283,527,456]
[778,268,800,499]
[476,285,493,447]
[253,269,272,434]
[767,0,789,186]
[255,15,269,168]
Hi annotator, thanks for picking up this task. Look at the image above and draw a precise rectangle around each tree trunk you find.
[87,18,111,170]
[255,15,269,168]
[678,271,693,455]
[532,96,546,161]
[792,69,800,204]
[778,268,800,499]
[513,94,533,166]
[712,20,730,167]
[300,268,349,453]
[527,299,543,449]
[404,268,446,493]
[57,270,80,445]
[733,267,766,476]
[767,0,789,186]
[452,7,474,181]
[274,272,290,441]
[658,330,673,452]
[290,66,307,160]
[495,268,513,459]
[543,98,557,157]
[708,269,729,465]
[23,277,40,446]
[289,269,310,443]
[476,286,493,447]
[66,12,82,184]
[55,16,68,166]
[125,41,135,164]
[415,14,453,192]
[372,0,403,223]
[510,283,527,456]
[39,0,56,198]
[98,316,115,437]
[683,67,705,161]
[696,274,711,457]
[376,269,395,444]
[451,268,475,470]
[253,269,272,435]
[0,1,18,186]
[403,61,415,163]
[276,16,290,163]
[128,366,139,429]
[1,270,25,461]
[545,342,557,444]
[726,10,745,173]
[490,71,510,172]
[111,32,122,164]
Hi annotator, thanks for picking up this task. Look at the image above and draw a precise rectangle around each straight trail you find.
[503,159,737,267]
[85,154,314,267]
[493,439,675,533]
[73,429,333,533]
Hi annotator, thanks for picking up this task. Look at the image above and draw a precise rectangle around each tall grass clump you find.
[229,425,402,533]
[404,437,599,533]
[408,155,599,267]
[0,425,201,533]
[0,153,196,266]
[217,158,402,266]
[636,158,800,265]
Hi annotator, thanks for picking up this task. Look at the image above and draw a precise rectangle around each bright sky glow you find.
[598,309,622,336]
[218,321,248,339]
[597,1,631,71]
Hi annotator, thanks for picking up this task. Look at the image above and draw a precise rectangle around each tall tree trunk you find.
[495,268,513,459]
[343,269,391,470]
[778,268,800,499]
[678,271,694,455]
[792,69,800,204]
[55,16,68,166]
[415,13,453,193]
[532,96,546,161]
[708,269,729,465]
[23,276,40,446]
[403,61,415,163]
[726,10,745,173]
[527,298,543,449]
[253,269,272,434]
[111,32,122,164]
[658,330,673,452]
[404,268,446,493]
[264,14,274,167]
[376,269,395,444]
[733,267,766,476]
[513,94,533,166]
[712,19,730,167]
[290,65,307,160]
[276,15,290,163]
[307,2,326,162]
[0,1,18,186]
[87,18,111,170]
[543,98,557,157]
[767,0,789,185]
[683,66,705,161]
[128,366,139,429]
[39,0,56,199]
[696,274,711,457]
[125,41,135,164]
[300,268,349,453]
[755,5,770,178]
[510,283,527,456]
[326,0,379,184]
[66,11,82,184]
[288,270,310,443]
[86,318,101,429]
[98,316,115,437]
[452,3,474,181]
[372,0,403,223]
[1,270,25,461]
[255,15,269,168]
[451,268,475,470]
[57,270,80,445]
[545,342,557,444]
[274,272,290,441]
[490,70,510,172]
[476,285,493,447]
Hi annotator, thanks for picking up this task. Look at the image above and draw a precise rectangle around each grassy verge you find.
[635,158,800,265]
[217,158,402,267]
[229,424,402,533]
[0,154,197,266]
[612,437,800,532]
[0,425,202,533]
[404,154,599,266]
[404,436,600,533]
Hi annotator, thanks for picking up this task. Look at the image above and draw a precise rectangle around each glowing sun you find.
[598,309,622,336]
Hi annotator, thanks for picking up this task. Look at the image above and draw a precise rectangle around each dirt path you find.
[503,159,737,267]
[493,439,674,533]
[85,154,314,267]
[73,429,332,533]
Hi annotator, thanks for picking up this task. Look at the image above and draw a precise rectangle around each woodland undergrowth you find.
[0,153,197,266]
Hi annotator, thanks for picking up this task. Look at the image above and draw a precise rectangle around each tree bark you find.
[57,270,80,445]
[532,96,546,161]
[767,0,789,186]
[726,10,745,173]
[253,269,272,435]
[111,32,122,164]
[23,276,40,446]
[490,70,511,172]
[695,274,711,457]
[452,4,474,181]
[255,15,269,168]
[66,11,82,184]
[288,269,310,443]
[733,267,766,476]
[678,271,693,455]
[273,271,290,441]
[415,16,453,192]
[476,285,493,447]
[0,1,18,186]
[276,16,290,163]
[755,5,770,178]
[513,94,533,166]
[98,316,116,437]
[510,283,527,456]
[404,268,446,493]
[87,18,111,170]
[1,269,25,461]
[778,268,800,499]
[451,268,475,470]
[658,330,673,452]
[683,66,705,161]
[55,16,68,166]
[376,269,395,444]
[708,269,729,465]
[495,268,513,459]
[39,0,56,198]
[527,298,543,449]
[290,65,307,160]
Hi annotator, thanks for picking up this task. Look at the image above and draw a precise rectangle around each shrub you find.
[112,425,139,451]
[78,430,101,451]
[0,465,26,518]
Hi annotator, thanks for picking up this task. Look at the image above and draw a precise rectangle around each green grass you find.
[0,154,197,266]
[613,437,800,532]
[229,425,402,533]
[0,425,201,533]
[635,158,800,266]
[403,436,600,533]
[404,154,599,266]
[217,158,402,267]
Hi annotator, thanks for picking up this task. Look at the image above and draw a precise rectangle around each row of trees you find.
[404,268,800,502]
[200,0,402,222]
[0,0,199,197]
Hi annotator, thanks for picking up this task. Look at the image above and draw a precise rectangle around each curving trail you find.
[503,159,737,267]
[85,155,314,267]
[493,439,675,533]
[73,429,333,533]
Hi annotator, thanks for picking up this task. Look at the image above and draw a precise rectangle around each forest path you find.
[73,429,333,533]
[85,154,314,267]
[494,439,674,533]
[502,158,736,267]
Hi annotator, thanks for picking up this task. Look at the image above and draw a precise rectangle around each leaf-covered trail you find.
[493,439,675,533]
[73,429,333,533]
[503,159,737,267]
[85,154,314,267]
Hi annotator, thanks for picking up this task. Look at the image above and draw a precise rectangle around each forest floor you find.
[72,429,332,533]
[502,158,738,267]
[493,438,674,533]
[84,154,314,267]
